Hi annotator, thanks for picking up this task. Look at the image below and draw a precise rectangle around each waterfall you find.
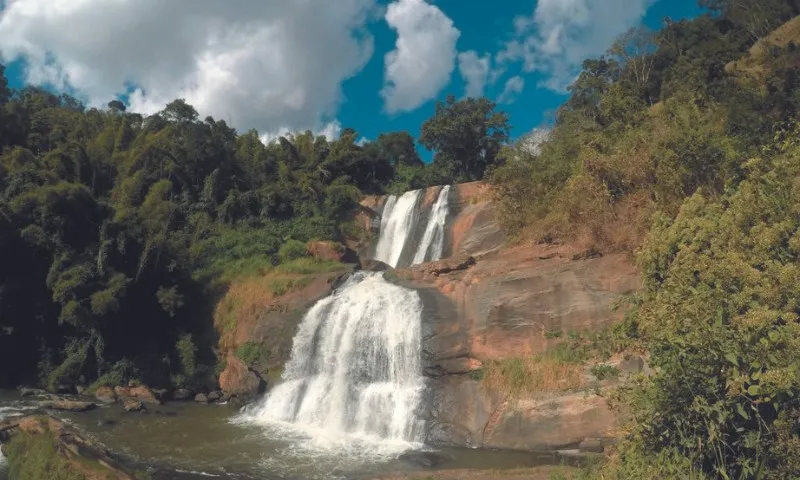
[242,272,425,454]
[373,190,422,268]
[412,186,451,265]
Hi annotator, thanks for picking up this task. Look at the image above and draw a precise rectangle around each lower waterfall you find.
[240,272,425,455]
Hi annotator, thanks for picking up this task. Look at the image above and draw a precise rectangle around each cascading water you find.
[373,189,423,268]
[241,272,425,455]
[412,186,451,265]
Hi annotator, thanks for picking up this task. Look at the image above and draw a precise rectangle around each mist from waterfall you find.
[412,186,451,265]
[240,272,425,455]
[373,190,422,268]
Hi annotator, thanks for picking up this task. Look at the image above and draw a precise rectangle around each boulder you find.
[18,387,47,398]
[219,355,266,400]
[307,241,346,262]
[94,386,117,404]
[194,393,209,404]
[122,398,144,412]
[114,385,161,405]
[207,391,222,402]
[398,451,448,468]
[41,399,96,413]
[172,388,193,401]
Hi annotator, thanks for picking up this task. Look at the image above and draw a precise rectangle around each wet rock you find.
[127,379,137,387]
[115,385,162,405]
[172,388,193,401]
[359,258,390,272]
[75,385,87,395]
[18,387,47,397]
[41,399,96,412]
[194,393,209,403]
[413,256,475,277]
[94,386,117,404]
[123,398,145,412]
[54,383,75,394]
[151,388,168,401]
[398,451,448,468]
[579,438,605,454]
[207,391,222,402]
[219,355,266,400]
[218,392,231,403]
[439,357,483,375]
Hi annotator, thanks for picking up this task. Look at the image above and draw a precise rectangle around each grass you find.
[273,257,347,275]
[590,364,620,381]
[5,426,85,480]
[482,353,585,398]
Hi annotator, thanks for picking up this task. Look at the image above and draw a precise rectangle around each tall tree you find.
[420,96,510,182]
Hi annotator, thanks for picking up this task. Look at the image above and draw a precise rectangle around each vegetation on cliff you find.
[487,1,800,478]
[0,64,509,391]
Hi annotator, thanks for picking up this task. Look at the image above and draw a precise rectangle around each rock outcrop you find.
[219,354,265,400]
[0,415,136,479]
[403,240,640,451]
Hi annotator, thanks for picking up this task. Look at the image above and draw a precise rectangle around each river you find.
[0,389,575,480]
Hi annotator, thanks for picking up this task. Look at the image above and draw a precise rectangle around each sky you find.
[0,0,703,159]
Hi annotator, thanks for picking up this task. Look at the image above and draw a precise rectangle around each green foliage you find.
[589,364,620,381]
[6,429,86,480]
[421,95,511,182]
[175,333,197,379]
[278,239,309,263]
[235,342,269,369]
[0,70,473,389]
[611,146,800,478]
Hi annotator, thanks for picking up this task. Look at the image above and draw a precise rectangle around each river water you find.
[0,390,570,480]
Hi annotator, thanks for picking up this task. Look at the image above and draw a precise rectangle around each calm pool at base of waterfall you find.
[0,390,577,480]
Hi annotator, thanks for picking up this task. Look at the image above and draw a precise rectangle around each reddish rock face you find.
[114,385,161,405]
[306,240,345,262]
[219,355,264,399]
[94,385,117,404]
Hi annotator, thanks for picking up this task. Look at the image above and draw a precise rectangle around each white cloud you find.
[519,128,551,156]
[0,0,377,134]
[458,51,490,98]
[259,121,343,145]
[498,0,654,92]
[381,0,460,114]
[498,76,524,104]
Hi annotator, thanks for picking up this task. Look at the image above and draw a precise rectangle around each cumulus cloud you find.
[498,76,524,104]
[498,0,654,91]
[259,121,343,146]
[0,0,377,134]
[458,51,490,98]
[381,0,460,113]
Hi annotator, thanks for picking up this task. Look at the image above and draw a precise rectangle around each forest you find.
[3,0,800,476]
[489,0,800,477]
[0,72,509,391]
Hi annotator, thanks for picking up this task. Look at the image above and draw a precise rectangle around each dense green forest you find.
[0,72,508,390]
[488,0,800,478]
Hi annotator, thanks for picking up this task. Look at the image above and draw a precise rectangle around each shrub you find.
[175,333,197,379]
[590,364,620,381]
[278,239,308,264]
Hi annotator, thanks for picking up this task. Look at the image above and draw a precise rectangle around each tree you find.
[420,96,510,182]
[107,100,126,113]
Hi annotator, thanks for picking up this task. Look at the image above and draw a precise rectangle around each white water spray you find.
[373,190,423,268]
[412,186,451,265]
[241,272,425,455]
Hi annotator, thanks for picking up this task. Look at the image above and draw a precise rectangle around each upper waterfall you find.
[240,272,425,454]
[373,186,452,268]
[412,185,451,265]
[373,190,422,268]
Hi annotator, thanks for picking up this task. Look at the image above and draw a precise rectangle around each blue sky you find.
[0,0,703,159]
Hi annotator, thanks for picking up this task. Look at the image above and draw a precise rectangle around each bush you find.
[277,239,308,264]
[175,333,197,379]
[589,364,620,381]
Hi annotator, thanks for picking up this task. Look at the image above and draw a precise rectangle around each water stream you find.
[239,272,425,457]
[412,186,451,265]
[373,189,423,268]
